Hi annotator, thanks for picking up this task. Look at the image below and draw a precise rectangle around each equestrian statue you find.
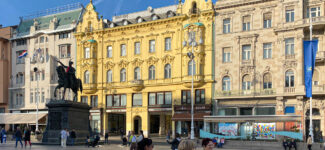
[54,60,83,101]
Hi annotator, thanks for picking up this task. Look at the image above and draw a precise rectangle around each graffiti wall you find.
[254,123,276,139]
[218,123,238,136]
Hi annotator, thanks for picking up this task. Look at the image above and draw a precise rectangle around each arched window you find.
[306,108,320,116]
[263,73,272,89]
[107,70,112,83]
[88,21,92,31]
[167,11,174,18]
[149,65,155,80]
[152,14,158,20]
[192,2,197,14]
[313,69,319,85]
[123,20,128,25]
[84,47,90,58]
[134,67,141,80]
[242,75,251,90]
[84,71,90,84]
[222,76,231,91]
[285,70,294,87]
[137,17,143,23]
[120,68,126,82]
[188,60,196,76]
[164,64,171,79]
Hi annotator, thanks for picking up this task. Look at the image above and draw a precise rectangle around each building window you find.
[121,44,126,56]
[255,107,275,115]
[218,108,237,116]
[107,70,112,83]
[263,43,272,59]
[30,92,33,103]
[134,42,140,55]
[149,40,155,53]
[40,36,44,43]
[84,47,90,58]
[120,68,126,82]
[152,15,158,20]
[240,107,253,115]
[107,46,112,58]
[134,67,141,80]
[263,13,272,28]
[59,33,70,39]
[167,11,174,18]
[106,94,127,107]
[191,2,197,14]
[222,47,231,63]
[42,71,45,80]
[188,60,196,76]
[149,92,172,105]
[307,7,320,18]
[16,73,24,84]
[84,70,90,84]
[16,50,25,64]
[222,76,231,91]
[285,70,294,87]
[285,8,295,22]
[242,16,251,31]
[91,95,98,108]
[137,17,143,23]
[223,18,230,33]
[149,65,155,80]
[195,89,205,104]
[263,73,272,89]
[81,96,88,104]
[165,37,171,51]
[132,93,142,106]
[242,45,251,61]
[242,75,251,90]
[313,70,319,86]
[123,20,128,26]
[35,72,41,81]
[30,72,34,81]
[41,92,45,103]
[182,90,191,104]
[164,64,171,79]
[16,39,27,46]
[35,92,40,103]
[59,44,71,58]
[285,38,294,55]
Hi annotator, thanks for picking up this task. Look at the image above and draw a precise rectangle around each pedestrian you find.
[137,138,154,150]
[24,127,31,147]
[289,138,297,150]
[130,131,137,150]
[282,138,288,150]
[60,128,69,147]
[202,138,214,150]
[167,133,181,150]
[0,127,2,144]
[92,134,100,147]
[1,128,6,143]
[15,127,23,148]
[212,137,218,147]
[166,130,171,140]
[127,131,131,146]
[120,128,124,139]
[105,131,109,144]
[220,137,225,148]
[307,135,312,150]
[178,139,195,150]
[137,130,144,143]
[217,137,221,148]
[86,135,90,147]
[70,129,76,146]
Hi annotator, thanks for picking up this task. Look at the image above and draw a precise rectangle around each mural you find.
[254,123,276,139]
[218,123,238,136]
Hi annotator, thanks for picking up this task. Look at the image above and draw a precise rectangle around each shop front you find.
[90,109,102,134]
[148,106,172,135]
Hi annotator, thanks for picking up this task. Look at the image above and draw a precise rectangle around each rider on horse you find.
[57,60,77,86]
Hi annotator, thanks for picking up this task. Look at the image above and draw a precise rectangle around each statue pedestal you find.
[42,100,91,145]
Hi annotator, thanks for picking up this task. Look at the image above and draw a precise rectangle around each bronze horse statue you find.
[54,60,82,101]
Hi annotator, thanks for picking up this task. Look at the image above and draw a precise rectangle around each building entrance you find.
[134,116,142,134]
[306,119,321,142]
[107,113,126,134]
[150,115,160,134]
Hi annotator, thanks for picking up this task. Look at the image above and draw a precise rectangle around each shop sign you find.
[218,123,238,136]
[106,109,126,113]
[148,108,172,112]
[174,105,211,111]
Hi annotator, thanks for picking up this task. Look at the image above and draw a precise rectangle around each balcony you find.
[130,80,144,91]
[284,87,295,93]
[316,51,325,62]
[83,83,97,94]
[301,16,325,27]
[182,75,204,88]
[285,54,295,60]
[215,89,276,98]
[241,60,253,66]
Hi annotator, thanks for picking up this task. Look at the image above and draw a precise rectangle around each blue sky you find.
[0,0,217,27]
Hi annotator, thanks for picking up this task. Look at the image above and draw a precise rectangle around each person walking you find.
[137,138,154,150]
[178,139,195,150]
[60,128,69,148]
[167,133,181,150]
[127,131,131,146]
[307,135,312,150]
[120,128,124,139]
[104,131,109,144]
[0,128,2,144]
[24,127,31,147]
[15,127,23,148]
[70,129,76,146]
[283,138,288,150]
[202,138,214,150]
[289,139,297,150]
[137,130,144,143]
[1,128,6,144]
[130,131,137,150]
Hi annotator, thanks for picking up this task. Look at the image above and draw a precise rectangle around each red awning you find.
[172,113,210,121]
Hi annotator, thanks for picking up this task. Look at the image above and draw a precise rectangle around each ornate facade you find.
[75,0,214,136]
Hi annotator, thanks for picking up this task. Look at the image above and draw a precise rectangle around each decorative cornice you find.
[146,56,159,65]
[131,35,144,40]
[104,61,115,69]
[131,58,144,67]
[118,59,129,68]
[161,55,175,64]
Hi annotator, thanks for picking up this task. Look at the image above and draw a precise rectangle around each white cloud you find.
[93,0,104,5]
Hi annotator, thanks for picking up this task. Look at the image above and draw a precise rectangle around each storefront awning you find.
[172,113,210,121]
[0,113,47,124]
[204,115,302,123]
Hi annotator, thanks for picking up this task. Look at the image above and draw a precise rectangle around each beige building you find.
[207,0,325,141]
[9,4,84,130]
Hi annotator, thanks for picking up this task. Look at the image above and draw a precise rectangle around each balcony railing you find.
[316,51,325,62]
[284,87,295,93]
[285,54,295,60]
[83,83,97,94]
[215,89,276,97]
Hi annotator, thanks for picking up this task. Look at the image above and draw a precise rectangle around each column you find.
[159,114,166,135]
[276,96,284,132]
[103,112,108,134]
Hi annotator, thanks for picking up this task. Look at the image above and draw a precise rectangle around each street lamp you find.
[184,30,198,140]
[33,67,39,132]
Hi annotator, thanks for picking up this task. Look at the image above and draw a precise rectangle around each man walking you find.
[60,128,69,147]
[104,131,109,144]
[70,129,76,146]
[1,128,6,144]
[15,127,23,148]
[24,127,31,147]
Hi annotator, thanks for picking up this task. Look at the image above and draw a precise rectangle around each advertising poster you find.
[218,123,238,136]
[254,123,276,139]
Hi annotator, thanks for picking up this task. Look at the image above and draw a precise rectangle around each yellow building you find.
[75,0,214,137]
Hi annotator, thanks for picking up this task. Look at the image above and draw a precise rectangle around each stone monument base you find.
[42,100,91,145]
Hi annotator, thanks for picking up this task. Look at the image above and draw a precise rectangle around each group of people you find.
[13,127,32,148]
[282,138,297,150]
[0,127,6,144]
[120,130,153,150]
[60,128,77,147]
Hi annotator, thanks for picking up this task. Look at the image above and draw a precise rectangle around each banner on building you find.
[303,40,318,97]
[218,123,237,136]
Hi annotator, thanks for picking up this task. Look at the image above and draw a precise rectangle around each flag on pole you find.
[304,40,318,98]
[18,50,28,59]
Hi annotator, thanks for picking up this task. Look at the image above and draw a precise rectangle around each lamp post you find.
[33,67,39,132]
[185,31,198,140]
